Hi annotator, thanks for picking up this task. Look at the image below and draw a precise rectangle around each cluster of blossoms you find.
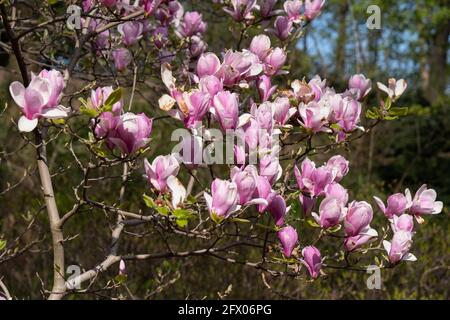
[375,185,443,264]
[6,0,444,284]
[221,0,325,41]
[82,0,208,72]
[9,70,68,132]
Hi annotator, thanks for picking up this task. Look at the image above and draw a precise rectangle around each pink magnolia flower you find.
[223,0,257,22]
[299,194,316,215]
[257,75,278,102]
[268,194,289,226]
[373,193,409,219]
[298,101,330,133]
[213,91,239,131]
[312,196,345,229]
[383,231,417,264]
[9,71,68,132]
[152,26,169,49]
[269,16,293,41]
[94,111,119,141]
[309,75,327,102]
[253,175,276,212]
[250,35,272,61]
[251,102,274,132]
[326,155,349,182]
[348,74,372,100]
[119,259,126,275]
[34,69,65,108]
[189,35,207,58]
[264,47,287,76]
[199,76,223,98]
[284,0,302,23]
[278,225,298,257]
[291,79,315,103]
[216,50,262,86]
[260,0,278,18]
[301,245,322,278]
[108,112,153,155]
[143,0,160,15]
[259,153,282,185]
[406,185,443,218]
[324,183,348,205]
[181,90,210,128]
[112,48,133,72]
[294,158,334,197]
[180,11,207,37]
[304,0,325,20]
[155,1,183,24]
[90,86,124,114]
[391,214,414,233]
[344,232,377,252]
[272,97,296,126]
[305,166,333,196]
[118,21,143,46]
[204,179,241,219]
[377,78,407,101]
[144,154,180,192]
[344,201,374,237]
[231,165,260,205]
[196,53,221,78]
[329,96,361,132]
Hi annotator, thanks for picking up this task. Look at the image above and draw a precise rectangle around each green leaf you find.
[327,224,341,233]
[186,194,197,204]
[366,108,380,120]
[230,218,250,223]
[175,218,189,228]
[172,209,194,219]
[384,97,392,110]
[156,206,170,216]
[80,106,99,118]
[173,209,194,227]
[306,218,320,228]
[143,194,156,208]
[0,240,6,251]
[211,213,224,224]
[115,274,127,284]
[103,87,122,111]
[389,107,409,117]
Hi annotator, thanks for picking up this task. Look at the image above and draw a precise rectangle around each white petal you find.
[18,116,38,132]
[167,176,186,208]
[311,212,320,224]
[394,79,407,98]
[365,227,378,237]
[161,63,175,90]
[159,94,176,111]
[377,82,393,98]
[237,113,252,128]
[29,76,51,106]
[402,252,417,262]
[9,81,26,108]
[203,192,212,212]
[41,107,68,119]
[373,196,386,214]
[432,201,443,214]
[382,240,391,254]
[246,198,268,206]
[405,188,412,205]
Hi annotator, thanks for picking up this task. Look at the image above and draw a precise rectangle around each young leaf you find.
[103,87,122,110]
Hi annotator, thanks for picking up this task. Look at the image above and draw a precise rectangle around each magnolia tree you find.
[0,0,443,300]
